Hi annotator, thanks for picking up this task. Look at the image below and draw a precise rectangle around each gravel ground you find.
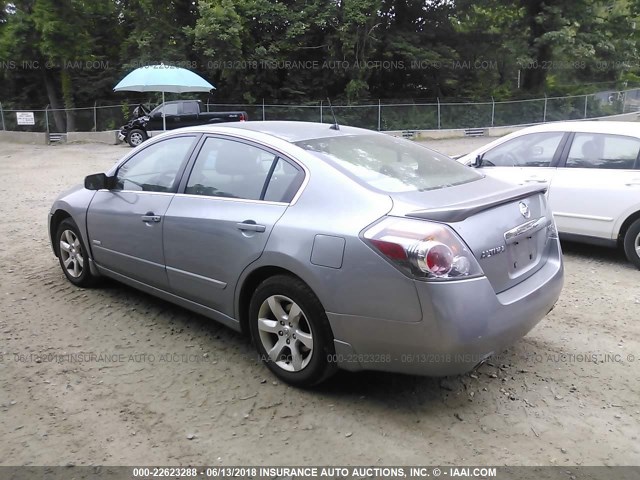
[0,138,638,467]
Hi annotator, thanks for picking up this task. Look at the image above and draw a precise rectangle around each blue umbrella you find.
[114,64,215,131]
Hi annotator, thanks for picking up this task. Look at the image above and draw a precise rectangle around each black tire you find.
[55,218,98,287]
[623,218,640,269]
[126,128,147,147]
[249,275,337,387]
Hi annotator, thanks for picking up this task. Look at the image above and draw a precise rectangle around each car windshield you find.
[295,134,482,192]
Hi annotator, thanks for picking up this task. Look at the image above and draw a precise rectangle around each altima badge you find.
[519,201,531,219]
[481,245,506,259]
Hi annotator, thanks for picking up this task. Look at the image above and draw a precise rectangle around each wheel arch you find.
[618,210,640,245]
[236,265,319,337]
[50,209,72,257]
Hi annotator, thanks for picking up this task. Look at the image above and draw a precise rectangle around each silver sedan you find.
[49,122,564,387]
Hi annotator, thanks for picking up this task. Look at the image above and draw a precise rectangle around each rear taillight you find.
[363,217,483,280]
[239,113,246,122]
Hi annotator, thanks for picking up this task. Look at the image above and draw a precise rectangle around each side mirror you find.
[84,173,113,190]
[471,154,484,168]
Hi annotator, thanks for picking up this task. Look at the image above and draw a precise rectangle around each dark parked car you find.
[118,100,248,147]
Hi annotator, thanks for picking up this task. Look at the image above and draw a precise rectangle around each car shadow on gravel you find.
[324,369,443,395]
[84,275,552,410]
[560,240,632,268]
[93,276,253,345]
[92,278,466,403]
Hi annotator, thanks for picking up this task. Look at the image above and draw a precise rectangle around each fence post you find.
[437,97,441,129]
[320,100,323,123]
[543,94,547,123]
[45,105,50,138]
[491,97,495,127]
[584,95,588,119]
[377,99,381,131]
[94,101,98,132]
[0,102,5,131]
[262,99,265,121]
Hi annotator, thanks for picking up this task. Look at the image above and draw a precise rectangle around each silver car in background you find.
[49,122,564,387]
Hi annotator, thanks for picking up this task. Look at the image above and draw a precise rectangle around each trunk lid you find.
[389,177,554,293]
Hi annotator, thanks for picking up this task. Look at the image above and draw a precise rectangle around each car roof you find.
[178,121,378,143]
[160,100,200,104]
[512,120,640,137]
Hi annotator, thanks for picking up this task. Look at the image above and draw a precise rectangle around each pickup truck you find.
[118,100,248,147]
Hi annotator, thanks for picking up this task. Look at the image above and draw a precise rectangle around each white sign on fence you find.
[16,112,35,125]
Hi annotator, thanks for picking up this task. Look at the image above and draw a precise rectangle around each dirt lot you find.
[0,138,638,467]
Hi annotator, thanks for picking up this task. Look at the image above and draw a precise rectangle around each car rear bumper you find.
[327,240,564,376]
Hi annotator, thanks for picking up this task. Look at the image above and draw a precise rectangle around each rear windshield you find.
[295,134,482,192]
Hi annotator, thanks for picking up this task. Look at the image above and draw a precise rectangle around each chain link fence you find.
[1,89,638,135]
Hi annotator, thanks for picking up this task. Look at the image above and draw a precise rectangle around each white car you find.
[458,121,640,268]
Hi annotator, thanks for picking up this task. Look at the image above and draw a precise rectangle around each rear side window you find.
[566,133,640,169]
[185,137,304,202]
[185,137,276,200]
[295,134,480,192]
[264,158,305,202]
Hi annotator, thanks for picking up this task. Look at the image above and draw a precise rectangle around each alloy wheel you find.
[257,295,314,372]
[59,229,84,278]
[129,132,144,146]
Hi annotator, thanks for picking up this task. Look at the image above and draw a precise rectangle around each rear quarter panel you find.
[236,150,425,324]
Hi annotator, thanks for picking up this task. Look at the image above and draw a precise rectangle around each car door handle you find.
[236,222,266,233]
[524,178,547,183]
[626,179,640,186]
[141,214,161,223]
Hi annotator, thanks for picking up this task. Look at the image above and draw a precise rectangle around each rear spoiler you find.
[406,184,547,223]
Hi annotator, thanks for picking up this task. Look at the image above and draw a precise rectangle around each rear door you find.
[477,131,568,187]
[162,136,305,316]
[87,135,198,289]
[549,132,640,240]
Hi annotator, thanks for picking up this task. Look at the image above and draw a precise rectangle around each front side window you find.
[295,134,480,192]
[566,133,640,169]
[481,132,564,167]
[115,136,195,192]
[185,137,277,200]
[151,103,179,116]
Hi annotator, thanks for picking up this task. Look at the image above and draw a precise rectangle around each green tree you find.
[0,0,121,131]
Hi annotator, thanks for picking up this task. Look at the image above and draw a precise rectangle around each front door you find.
[478,131,567,188]
[87,135,198,289]
[147,102,180,131]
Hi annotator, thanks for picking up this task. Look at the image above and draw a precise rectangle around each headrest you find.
[216,141,258,175]
[581,140,599,159]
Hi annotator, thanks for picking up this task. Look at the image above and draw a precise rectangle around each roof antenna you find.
[326,97,340,130]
